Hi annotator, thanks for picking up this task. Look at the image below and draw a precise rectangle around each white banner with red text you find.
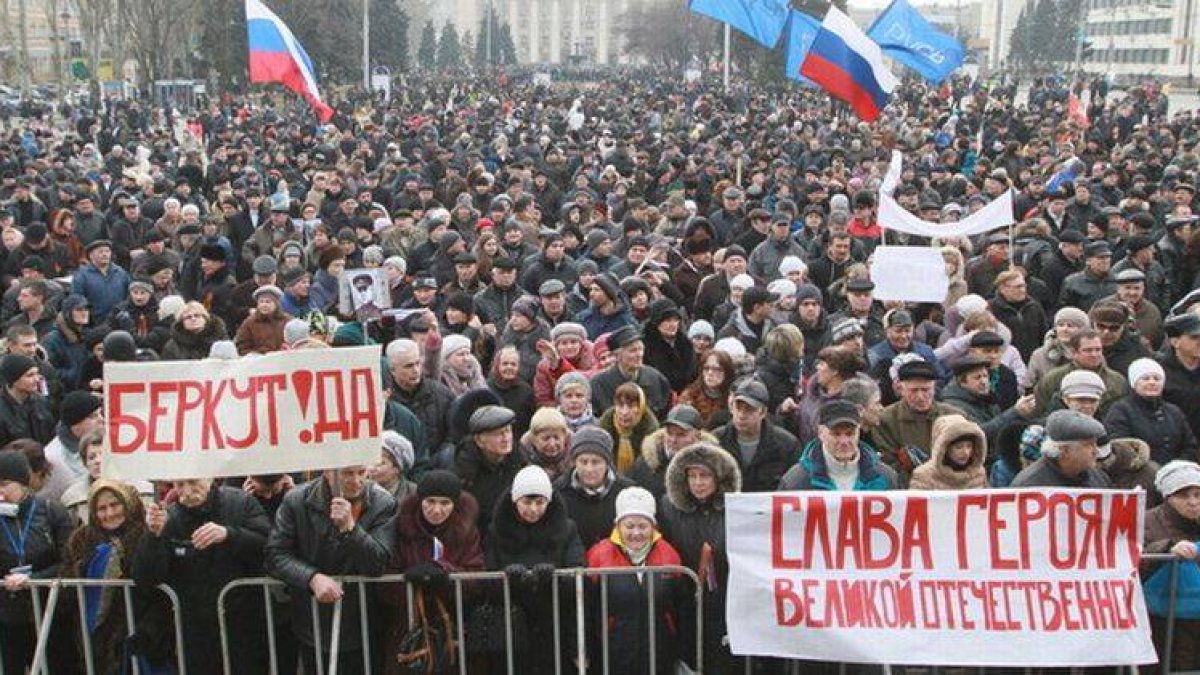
[726,490,1156,667]
[102,347,383,481]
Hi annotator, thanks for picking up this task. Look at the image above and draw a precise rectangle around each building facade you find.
[447,0,640,65]
[1,0,83,86]
[1079,0,1198,82]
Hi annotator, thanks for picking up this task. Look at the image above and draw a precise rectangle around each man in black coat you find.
[134,478,272,675]
[265,468,396,675]
[713,379,800,492]
[0,354,54,447]
[387,338,455,461]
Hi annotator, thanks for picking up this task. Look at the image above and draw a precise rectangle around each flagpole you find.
[723,24,731,92]
[362,0,370,91]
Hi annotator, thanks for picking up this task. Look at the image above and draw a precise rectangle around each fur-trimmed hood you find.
[639,427,719,473]
[394,489,480,549]
[664,442,741,512]
[909,414,987,490]
[1104,437,1152,476]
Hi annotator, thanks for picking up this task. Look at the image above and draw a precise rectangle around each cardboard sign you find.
[103,347,383,481]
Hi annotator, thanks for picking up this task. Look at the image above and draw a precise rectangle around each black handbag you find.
[396,589,458,675]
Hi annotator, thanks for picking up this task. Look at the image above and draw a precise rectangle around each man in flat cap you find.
[1011,409,1111,488]
[874,359,964,485]
[590,325,673,421]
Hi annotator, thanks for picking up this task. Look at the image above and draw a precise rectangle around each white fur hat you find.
[614,486,657,524]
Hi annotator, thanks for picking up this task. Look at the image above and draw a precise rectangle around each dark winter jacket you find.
[43,312,90,389]
[133,486,271,673]
[989,294,1048,361]
[264,478,396,651]
[109,298,170,353]
[712,419,800,493]
[160,314,229,361]
[554,470,635,550]
[642,317,696,394]
[485,490,585,675]
[1161,348,1200,440]
[0,493,73,625]
[658,442,740,673]
[590,364,674,423]
[453,439,527,540]
[390,376,455,459]
[1103,393,1197,466]
[0,388,55,447]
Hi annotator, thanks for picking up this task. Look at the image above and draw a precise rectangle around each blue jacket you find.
[777,439,898,491]
[43,321,90,390]
[867,340,948,381]
[71,263,131,322]
[575,302,637,340]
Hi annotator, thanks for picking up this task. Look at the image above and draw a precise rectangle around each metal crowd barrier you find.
[23,578,188,675]
[216,566,703,675]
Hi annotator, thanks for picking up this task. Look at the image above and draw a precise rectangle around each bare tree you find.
[617,2,720,71]
[72,0,112,98]
[116,0,202,88]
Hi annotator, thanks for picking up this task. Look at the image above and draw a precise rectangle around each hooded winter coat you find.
[642,303,696,393]
[658,442,741,674]
[43,310,90,388]
[908,415,989,490]
[1098,438,1160,505]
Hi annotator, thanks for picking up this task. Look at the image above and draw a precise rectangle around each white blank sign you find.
[870,245,949,303]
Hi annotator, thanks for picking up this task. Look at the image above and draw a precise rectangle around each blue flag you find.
[783,10,821,86]
[689,0,790,49]
[866,0,965,84]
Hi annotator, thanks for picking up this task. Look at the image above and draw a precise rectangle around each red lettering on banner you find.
[349,367,380,439]
[988,492,1017,569]
[260,374,286,445]
[107,382,148,453]
[955,493,986,568]
[771,496,802,569]
[1017,492,1047,568]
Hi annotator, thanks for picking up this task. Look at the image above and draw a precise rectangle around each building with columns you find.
[447,0,641,65]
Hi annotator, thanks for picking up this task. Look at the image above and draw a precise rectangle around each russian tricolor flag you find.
[800,7,899,122]
[245,0,334,122]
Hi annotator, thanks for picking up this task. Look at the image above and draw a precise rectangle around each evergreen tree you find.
[437,21,463,70]
[461,30,475,67]
[475,5,501,67]
[417,20,437,71]
[497,24,518,66]
[370,0,410,71]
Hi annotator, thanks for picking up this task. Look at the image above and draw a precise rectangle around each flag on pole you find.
[1068,92,1090,128]
[801,7,899,122]
[245,0,334,122]
[866,0,965,84]
[688,0,791,49]
[783,10,821,86]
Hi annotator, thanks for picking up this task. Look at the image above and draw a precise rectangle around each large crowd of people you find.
[0,69,1198,674]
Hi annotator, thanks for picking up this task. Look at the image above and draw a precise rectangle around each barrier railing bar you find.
[75,584,96,675]
[552,570,562,675]
[574,571,586,675]
[263,584,279,675]
[601,574,609,675]
[1164,558,1179,675]
[502,575,514,675]
[455,577,467,675]
[30,581,61,675]
[309,596,324,675]
[648,571,657,675]
[357,581,370,675]
[121,585,141,675]
[327,597,343,675]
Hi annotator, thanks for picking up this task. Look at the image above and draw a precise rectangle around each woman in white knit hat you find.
[1142,460,1200,669]
[584,486,684,675]
[1104,357,1197,466]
